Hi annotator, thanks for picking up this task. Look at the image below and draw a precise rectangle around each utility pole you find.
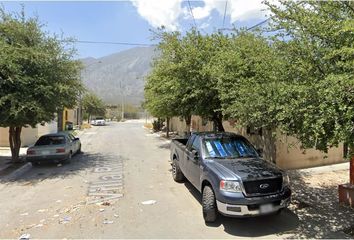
[80,60,102,127]
[120,80,124,121]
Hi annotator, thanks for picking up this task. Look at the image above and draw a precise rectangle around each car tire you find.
[275,209,283,215]
[77,145,82,154]
[202,185,218,223]
[65,152,72,164]
[172,159,185,182]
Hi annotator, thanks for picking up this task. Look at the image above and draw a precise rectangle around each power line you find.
[62,40,156,47]
[246,17,270,31]
[187,0,197,29]
[218,17,270,32]
[222,0,228,28]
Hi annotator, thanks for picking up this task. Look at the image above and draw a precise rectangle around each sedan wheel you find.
[65,152,72,164]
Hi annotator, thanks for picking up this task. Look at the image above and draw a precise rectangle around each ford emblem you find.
[260,183,269,189]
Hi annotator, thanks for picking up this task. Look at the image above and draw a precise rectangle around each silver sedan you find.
[26,132,81,165]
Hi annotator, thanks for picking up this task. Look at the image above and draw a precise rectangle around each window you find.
[202,137,258,159]
[35,136,65,146]
[191,136,201,152]
[68,134,75,142]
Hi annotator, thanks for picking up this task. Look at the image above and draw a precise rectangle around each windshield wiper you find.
[238,155,257,158]
[207,156,227,159]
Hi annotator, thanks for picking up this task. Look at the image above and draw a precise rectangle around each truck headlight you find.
[283,173,290,187]
[220,180,242,193]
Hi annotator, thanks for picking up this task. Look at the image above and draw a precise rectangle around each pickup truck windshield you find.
[203,137,258,159]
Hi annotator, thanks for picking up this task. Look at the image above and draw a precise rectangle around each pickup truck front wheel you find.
[172,159,185,182]
[202,185,218,223]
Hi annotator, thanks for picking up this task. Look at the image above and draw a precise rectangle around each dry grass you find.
[81,123,92,129]
[144,123,153,129]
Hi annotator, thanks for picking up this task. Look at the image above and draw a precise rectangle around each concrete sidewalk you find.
[295,161,349,175]
[0,147,31,180]
[0,147,28,156]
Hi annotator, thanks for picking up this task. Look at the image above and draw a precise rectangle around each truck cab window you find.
[191,136,201,153]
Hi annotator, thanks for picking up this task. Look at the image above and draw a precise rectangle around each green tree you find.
[0,8,83,162]
[146,30,193,134]
[211,31,282,133]
[82,92,106,122]
[146,29,227,133]
[181,30,225,131]
[256,1,354,184]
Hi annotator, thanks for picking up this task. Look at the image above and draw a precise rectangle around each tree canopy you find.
[263,1,354,152]
[0,8,83,161]
[145,29,226,132]
[82,92,106,121]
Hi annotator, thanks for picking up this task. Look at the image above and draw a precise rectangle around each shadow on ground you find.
[285,170,354,239]
[172,167,354,238]
[182,181,299,237]
[0,152,112,185]
[157,142,171,149]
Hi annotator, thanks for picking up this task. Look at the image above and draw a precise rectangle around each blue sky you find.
[1,1,268,59]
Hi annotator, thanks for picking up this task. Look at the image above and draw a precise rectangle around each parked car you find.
[94,117,106,126]
[170,132,291,222]
[26,132,81,165]
[91,117,105,126]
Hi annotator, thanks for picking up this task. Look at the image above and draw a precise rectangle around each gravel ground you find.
[288,169,354,238]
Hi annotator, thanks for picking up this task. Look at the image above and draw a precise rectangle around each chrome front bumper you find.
[216,197,291,216]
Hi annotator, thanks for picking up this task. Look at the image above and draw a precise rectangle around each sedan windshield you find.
[203,137,258,159]
[35,136,65,146]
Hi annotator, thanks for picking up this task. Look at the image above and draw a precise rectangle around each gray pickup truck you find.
[170,132,291,222]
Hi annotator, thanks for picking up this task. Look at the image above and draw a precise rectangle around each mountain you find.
[81,47,157,106]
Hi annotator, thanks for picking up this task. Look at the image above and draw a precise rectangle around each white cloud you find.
[199,22,210,29]
[131,0,184,31]
[192,0,224,20]
[228,0,268,22]
[130,0,271,31]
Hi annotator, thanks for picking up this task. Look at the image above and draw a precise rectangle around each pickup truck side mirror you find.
[256,148,263,157]
[192,150,199,160]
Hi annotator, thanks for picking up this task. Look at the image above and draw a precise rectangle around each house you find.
[0,106,81,147]
[57,107,82,131]
[169,116,345,170]
[0,121,57,147]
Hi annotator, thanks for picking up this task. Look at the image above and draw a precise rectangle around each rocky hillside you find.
[81,47,157,106]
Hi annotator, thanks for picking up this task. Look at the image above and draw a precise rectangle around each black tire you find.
[275,209,283,215]
[172,159,185,182]
[202,185,218,223]
[65,151,72,164]
[77,145,82,154]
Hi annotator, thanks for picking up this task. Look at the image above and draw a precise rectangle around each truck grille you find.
[243,177,282,195]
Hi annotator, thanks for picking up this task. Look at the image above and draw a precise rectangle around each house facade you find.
[0,121,57,147]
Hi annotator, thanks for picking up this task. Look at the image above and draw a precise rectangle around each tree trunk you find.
[166,117,170,138]
[88,114,90,123]
[351,156,354,185]
[212,113,225,132]
[9,126,22,162]
[185,115,191,136]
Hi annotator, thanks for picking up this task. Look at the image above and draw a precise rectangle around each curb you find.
[296,162,349,175]
[3,162,32,181]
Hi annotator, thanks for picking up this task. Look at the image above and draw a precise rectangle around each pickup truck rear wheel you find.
[202,185,218,223]
[172,159,185,182]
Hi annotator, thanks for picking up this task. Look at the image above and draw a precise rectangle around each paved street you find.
[0,121,314,238]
